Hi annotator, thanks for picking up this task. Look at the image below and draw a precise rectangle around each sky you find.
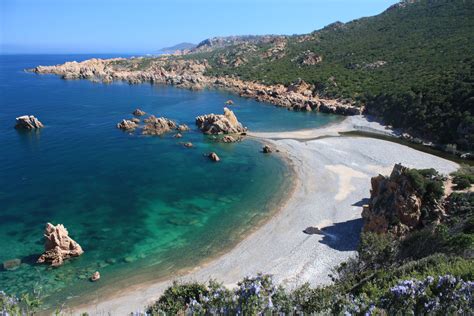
[0,0,399,54]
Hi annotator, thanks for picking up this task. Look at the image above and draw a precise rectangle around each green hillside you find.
[187,0,474,150]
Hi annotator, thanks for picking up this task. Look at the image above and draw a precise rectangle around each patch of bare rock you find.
[37,223,84,267]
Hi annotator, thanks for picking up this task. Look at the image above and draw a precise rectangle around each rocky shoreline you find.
[30,57,363,116]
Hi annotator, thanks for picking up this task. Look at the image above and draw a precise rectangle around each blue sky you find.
[1,0,398,54]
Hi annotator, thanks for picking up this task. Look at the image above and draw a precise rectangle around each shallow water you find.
[0,54,341,308]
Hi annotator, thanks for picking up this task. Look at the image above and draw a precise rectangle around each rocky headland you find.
[30,57,362,116]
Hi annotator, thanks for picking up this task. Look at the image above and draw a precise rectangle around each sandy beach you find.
[74,115,458,315]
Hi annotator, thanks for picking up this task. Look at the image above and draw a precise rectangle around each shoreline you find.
[68,116,459,315]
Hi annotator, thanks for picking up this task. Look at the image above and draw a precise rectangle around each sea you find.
[0,54,341,309]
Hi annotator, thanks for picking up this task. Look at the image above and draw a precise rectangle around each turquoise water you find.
[0,55,341,309]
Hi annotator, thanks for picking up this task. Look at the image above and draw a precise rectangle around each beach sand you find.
[73,116,458,315]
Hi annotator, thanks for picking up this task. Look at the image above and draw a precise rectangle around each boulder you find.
[142,116,177,135]
[177,124,190,132]
[208,152,220,162]
[132,109,146,116]
[303,227,322,235]
[195,107,247,134]
[221,135,238,143]
[15,115,44,129]
[90,271,100,282]
[174,133,183,138]
[131,118,140,124]
[37,223,84,267]
[3,259,21,271]
[262,145,273,153]
[183,142,193,148]
[117,119,138,131]
[225,100,234,105]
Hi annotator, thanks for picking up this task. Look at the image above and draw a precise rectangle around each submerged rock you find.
[3,259,21,271]
[174,133,183,138]
[142,116,177,135]
[15,115,44,129]
[37,223,84,267]
[195,107,247,134]
[183,142,193,148]
[132,109,146,116]
[208,152,220,162]
[117,119,138,130]
[225,100,234,105]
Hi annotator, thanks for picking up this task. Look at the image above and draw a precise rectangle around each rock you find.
[117,119,138,131]
[174,133,183,138]
[221,135,237,143]
[303,227,322,235]
[15,115,44,129]
[105,258,117,264]
[262,145,273,153]
[37,223,84,267]
[142,116,177,135]
[177,124,190,132]
[195,107,247,134]
[183,142,193,148]
[362,164,443,236]
[131,118,140,124]
[208,152,220,162]
[90,271,100,282]
[3,259,21,271]
[225,100,234,105]
[132,109,146,116]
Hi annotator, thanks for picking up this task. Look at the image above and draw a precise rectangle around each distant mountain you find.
[158,42,196,53]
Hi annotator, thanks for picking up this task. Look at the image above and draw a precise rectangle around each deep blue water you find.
[0,54,340,308]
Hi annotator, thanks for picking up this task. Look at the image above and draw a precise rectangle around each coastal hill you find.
[185,0,473,150]
[33,0,474,152]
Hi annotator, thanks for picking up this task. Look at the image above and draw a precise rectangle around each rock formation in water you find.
[177,124,190,132]
[195,107,247,134]
[174,133,183,138]
[183,142,193,148]
[15,115,44,129]
[133,109,146,116]
[142,116,177,135]
[262,145,273,153]
[117,119,138,130]
[91,271,100,282]
[362,164,445,235]
[208,152,220,162]
[37,223,84,267]
[225,100,234,105]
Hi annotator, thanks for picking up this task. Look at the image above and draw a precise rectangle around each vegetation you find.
[452,165,474,190]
